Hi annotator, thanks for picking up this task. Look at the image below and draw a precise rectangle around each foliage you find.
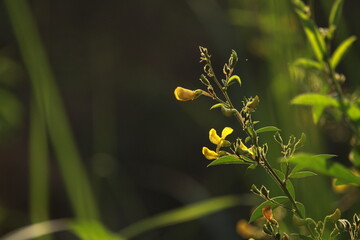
[174,1,360,239]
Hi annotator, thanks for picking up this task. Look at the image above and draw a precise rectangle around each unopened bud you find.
[174,87,206,101]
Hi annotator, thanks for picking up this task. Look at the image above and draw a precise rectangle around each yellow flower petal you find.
[240,140,249,151]
[209,128,221,145]
[221,127,233,139]
[174,87,197,101]
[202,147,219,160]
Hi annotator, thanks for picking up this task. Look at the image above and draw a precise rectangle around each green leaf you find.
[294,7,326,62]
[210,103,225,110]
[255,126,281,134]
[330,36,357,68]
[291,93,339,107]
[329,0,344,28]
[289,171,317,179]
[291,93,339,124]
[346,103,360,121]
[274,169,285,181]
[280,162,287,174]
[295,201,306,217]
[325,208,341,222]
[293,58,322,70]
[71,220,125,240]
[227,75,241,86]
[288,153,360,186]
[286,180,296,200]
[312,105,326,124]
[207,155,247,167]
[249,196,288,223]
[119,195,243,238]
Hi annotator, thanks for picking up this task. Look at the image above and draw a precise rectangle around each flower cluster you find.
[202,127,233,160]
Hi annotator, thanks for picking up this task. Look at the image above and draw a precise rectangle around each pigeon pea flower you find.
[202,147,219,160]
[174,87,208,101]
[209,127,233,149]
[202,127,233,160]
[236,139,255,157]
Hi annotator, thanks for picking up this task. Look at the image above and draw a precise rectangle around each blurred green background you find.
[0,0,359,239]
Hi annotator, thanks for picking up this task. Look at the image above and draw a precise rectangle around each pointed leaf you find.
[274,169,285,181]
[288,153,360,186]
[290,171,317,179]
[291,93,339,107]
[207,155,247,167]
[210,103,225,110]
[329,0,344,28]
[286,180,296,200]
[293,58,322,70]
[281,162,289,178]
[294,8,326,61]
[249,196,288,223]
[330,36,357,68]
[227,75,241,86]
[255,126,281,134]
[295,201,306,217]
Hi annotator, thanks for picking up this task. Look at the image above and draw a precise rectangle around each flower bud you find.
[174,87,203,101]
[262,205,273,221]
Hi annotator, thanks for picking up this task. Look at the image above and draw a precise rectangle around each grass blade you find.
[4,0,98,219]
[119,195,243,239]
[29,101,51,240]
[1,219,69,240]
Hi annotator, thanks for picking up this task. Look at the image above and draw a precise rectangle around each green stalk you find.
[29,99,51,240]
[206,55,316,237]
[4,0,98,220]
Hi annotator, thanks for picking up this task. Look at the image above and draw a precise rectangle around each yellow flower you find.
[236,139,255,157]
[202,127,233,160]
[202,147,219,160]
[173,87,199,101]
[236,219,265,239]
[209,127,233,147]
